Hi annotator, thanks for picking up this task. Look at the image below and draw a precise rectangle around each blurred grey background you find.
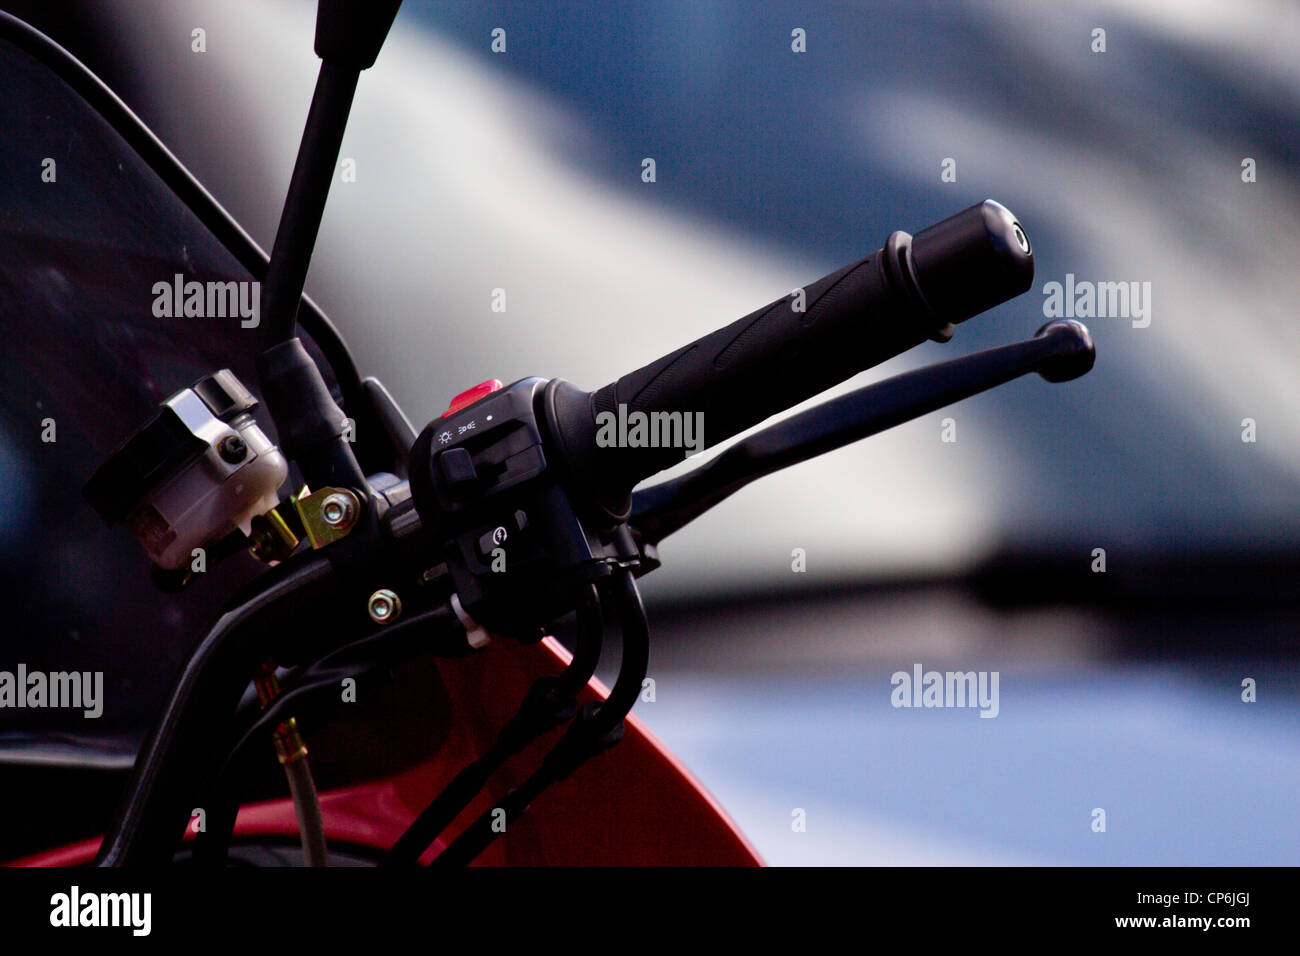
[4,0,1298,864]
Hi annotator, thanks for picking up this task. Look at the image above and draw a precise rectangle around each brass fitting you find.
[248,507,300,563]
[255,661,309,765]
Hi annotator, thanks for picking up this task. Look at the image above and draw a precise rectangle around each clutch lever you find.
[630,319,1095,552]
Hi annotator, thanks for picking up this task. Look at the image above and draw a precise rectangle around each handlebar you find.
[544,199,1035,519]
[92,190,1075,866]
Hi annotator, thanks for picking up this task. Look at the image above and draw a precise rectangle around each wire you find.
[430,568,649,867]
[192,604,465,866]
[381,583,604,866]
[95,559,334,867]
[191,665,366,867]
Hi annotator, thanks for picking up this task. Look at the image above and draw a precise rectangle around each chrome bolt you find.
[368,589,401,624]
[320,492,356,528]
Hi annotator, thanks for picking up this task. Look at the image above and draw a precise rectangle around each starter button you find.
[477,524,509,557]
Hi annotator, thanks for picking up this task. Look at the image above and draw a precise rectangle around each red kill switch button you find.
[442,379,503,418]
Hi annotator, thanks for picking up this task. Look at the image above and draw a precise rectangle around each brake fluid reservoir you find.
[83,370,288,570]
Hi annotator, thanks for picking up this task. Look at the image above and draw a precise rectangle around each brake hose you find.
[382,582,605,866]
[283,753,329,867]
[247,661,330,867]
[430,566,650,867]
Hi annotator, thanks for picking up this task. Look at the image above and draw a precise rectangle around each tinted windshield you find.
[0,31,295,746]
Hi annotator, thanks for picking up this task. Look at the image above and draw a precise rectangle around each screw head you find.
[368,589,401,624]
[320,492,355,527]
[217,434,248,464]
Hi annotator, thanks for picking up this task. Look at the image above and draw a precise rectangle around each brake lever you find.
[630,319,1095,550]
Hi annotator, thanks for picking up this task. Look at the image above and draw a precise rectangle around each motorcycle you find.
[1,1,1093,867]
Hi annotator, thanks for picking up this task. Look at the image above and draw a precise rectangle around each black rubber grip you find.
[546,200,1033,517]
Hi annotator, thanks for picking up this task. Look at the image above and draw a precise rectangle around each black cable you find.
[224,605,465,774]
[96,559,333,866]
[190,662,386,866]
[381,583,604,866]
[554,583,605,699]
[192,604,464,865]
[430,568,649,867]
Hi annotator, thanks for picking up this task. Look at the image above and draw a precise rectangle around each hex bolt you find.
[320,492,356,528]
[217,434,248,464]
[368,589,401,624]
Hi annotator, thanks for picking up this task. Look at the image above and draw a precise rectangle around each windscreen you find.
[0,31,307,751]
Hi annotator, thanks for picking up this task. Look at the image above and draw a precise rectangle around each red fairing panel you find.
[16,637,762,867]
